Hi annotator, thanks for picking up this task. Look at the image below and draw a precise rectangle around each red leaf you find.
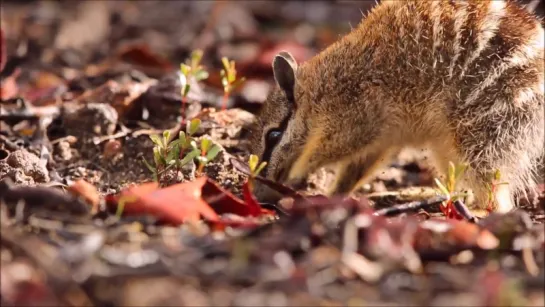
[201,178,274,217]
[107,177,219,225]
[117,44,173,72]
[242,180,264,216]
[438,200,464,220]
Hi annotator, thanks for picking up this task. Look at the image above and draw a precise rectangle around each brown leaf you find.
[117,44,173,73]
[67,180,100,210]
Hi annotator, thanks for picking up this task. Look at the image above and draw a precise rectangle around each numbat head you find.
[248,0,544,213]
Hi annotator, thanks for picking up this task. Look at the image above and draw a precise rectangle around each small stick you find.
[452,199,478,223]
[372,195,448,217]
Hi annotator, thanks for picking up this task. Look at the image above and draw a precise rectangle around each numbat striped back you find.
[249,0,544,213]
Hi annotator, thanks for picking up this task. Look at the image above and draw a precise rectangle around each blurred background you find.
[1,0,543,108]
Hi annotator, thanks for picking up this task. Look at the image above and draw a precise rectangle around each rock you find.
[62,102,118,140]
[0,149,50,184]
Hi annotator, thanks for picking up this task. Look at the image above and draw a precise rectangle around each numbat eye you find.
[266,129,282,145]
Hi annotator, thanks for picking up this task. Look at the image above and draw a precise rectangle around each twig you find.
[130,128,163,138]
[0,104,60,122]
[0,178,90,215]
[372,195,448,217]
[0,134,20,151]
[92,129,130,145]
[452,199,478,223]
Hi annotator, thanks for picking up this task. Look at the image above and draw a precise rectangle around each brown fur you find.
[248,0,545,212]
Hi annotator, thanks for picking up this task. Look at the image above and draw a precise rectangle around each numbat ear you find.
[272,51,298,101]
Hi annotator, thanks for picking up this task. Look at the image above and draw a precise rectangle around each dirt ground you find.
[1,1,544,306]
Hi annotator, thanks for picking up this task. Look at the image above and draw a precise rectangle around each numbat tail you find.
[248,0,545,213]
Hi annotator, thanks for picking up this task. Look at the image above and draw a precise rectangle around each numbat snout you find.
[248,0,545,213]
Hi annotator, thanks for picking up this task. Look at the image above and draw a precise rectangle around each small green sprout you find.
[248,154,267,178]
[433,161,469,218]
[143,118,218,184]
[196,137,221,175]
[116,195,138,218]
[484,169,509,212]
[247,154,267,191]
[179,49,209,118]
[220,56,246,110]
[434,162,468,201]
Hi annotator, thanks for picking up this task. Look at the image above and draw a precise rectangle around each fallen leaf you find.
[117,44,173,73]
[201,177,274,217]
[415,219,499,253]
[67,180,100,211]
[106,177,219,224]
[74,79,155,117]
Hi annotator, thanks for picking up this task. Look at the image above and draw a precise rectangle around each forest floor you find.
[1,1,544,306]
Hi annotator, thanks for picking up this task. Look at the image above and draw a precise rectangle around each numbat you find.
[248,0,544,213]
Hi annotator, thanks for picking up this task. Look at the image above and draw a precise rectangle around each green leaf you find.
[493,169,501,181]
[169,139,180,147]
[180,63,190,76]
[194,69,209,81]
[166,144,179,164]
[153,147,163,167]
[255,161,267,177]
[162,130,171,146]
[228,70,236,83]
[179,148,200,166]
[454,163,467,181]
[183,84,191,97]
[205,145,221,161]
[189,140,198,150]
[191,49,203,68]
[179,71,188,89]
[149,134,162,147]
[179,131,187,148]
[231,77,246,90]
[188,118,201,136]
[142,157,156,174]
[249,154,259,173]
[448,161,455,178]
[221,57,230,71]
[221,77,229,89]
[200,138,211,153]
[434,178,450,197]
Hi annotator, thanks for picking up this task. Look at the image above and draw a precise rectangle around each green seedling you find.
[433,161,469,218]
[196,137,221,175]
[115,195,138,218]
[179,49,209,119]
[143,118,217,184]
[484,169,509,212]
[220,56,246,110]
[247,154,267,192]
